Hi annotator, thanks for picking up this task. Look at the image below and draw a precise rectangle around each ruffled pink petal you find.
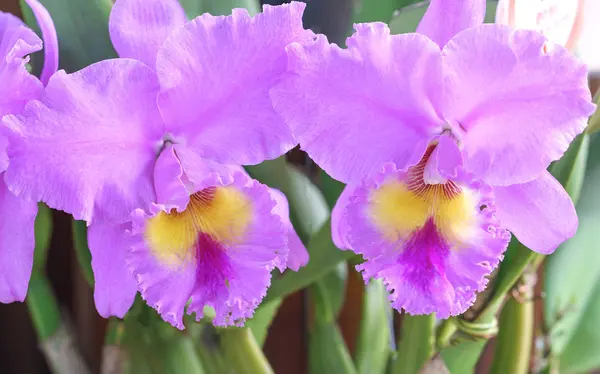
[494,170,577,254]
[3,59,165,224]
[443,25,595,185]
[109,0,186,68]
[128,169,287,328]
[128,207,197,329]
[347,163,510,318]
[271,23,443,184]
[417,0,486,48]
[156,2,313,166]
[0,12,43,118]
[331,185,356,250]
[0,176,37,303]
[89,222,138,318]
[268,188,308,271]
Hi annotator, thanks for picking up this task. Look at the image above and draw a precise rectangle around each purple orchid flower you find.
[270,0,595,318]
[0,0,57,304]
[3,0,312,327]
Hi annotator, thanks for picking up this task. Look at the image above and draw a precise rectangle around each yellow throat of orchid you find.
[145,186,253,266]
[368,147,478,246]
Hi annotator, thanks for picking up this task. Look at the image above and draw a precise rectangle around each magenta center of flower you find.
[398,218,452,295]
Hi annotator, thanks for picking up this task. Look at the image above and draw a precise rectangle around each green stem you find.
[490,296,534,374]
[220,327,274,374]
[195,325,231,374]
[436,318,458,350]
[392,314,436,374]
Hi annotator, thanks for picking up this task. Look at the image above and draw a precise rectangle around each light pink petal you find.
[268,188,308,271]
[154,144,189,212]
[3,59,164,224]
[331,185,356,250]
[109,0,186,68]
[424,133,463,183]
[127,208,197,329]
[23,0,58,84]
[0,12,43,118]
[494,170,577,254]
[417,0,486,48]
[443,25,595,185]
[89,222,138,318]
[0,176,37,303]
[271,23,444,184]
[156,3,315,166]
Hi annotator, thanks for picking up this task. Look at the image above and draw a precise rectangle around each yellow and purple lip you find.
[127,171,291,329]
[343,146,510,318]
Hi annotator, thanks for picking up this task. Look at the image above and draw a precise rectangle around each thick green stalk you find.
[220,327,274,374]
[392,314,436,374]
[490,278,535,374]
[435,318,458,350]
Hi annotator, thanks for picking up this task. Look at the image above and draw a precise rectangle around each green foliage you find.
[354,280,392,374]
[20,0,116,72]
[309,323,358,374]
[392,314,436,374]
[544,134,600,369]
[179,0,260,18]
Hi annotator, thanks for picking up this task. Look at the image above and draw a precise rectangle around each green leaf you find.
[353,0,422,24]
[26,272,61,341]
[388,1,498,35]
[391,314,435,374]
[560,278,600,373]
[246,298,283,347]
[21,0,116,73]
[354,280,392,374]
[319,170,345,209]
[440,340,487,374]
[179,0,260,18]
[33,203,53,271]
[247,157,329,241]
[121,305,207,374]
[309,323,358,374]
[544,134,600,356]
[388,3,428,34]
[312,262,348,324]
[265,220,355,303]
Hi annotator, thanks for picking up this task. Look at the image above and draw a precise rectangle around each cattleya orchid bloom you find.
[0,0,57,303]
[3,0,312,328]
[271,0,595,317]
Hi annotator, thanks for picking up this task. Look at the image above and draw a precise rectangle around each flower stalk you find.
[490,265,536,374]
[219,327,274,374]
[392,313,436,374]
